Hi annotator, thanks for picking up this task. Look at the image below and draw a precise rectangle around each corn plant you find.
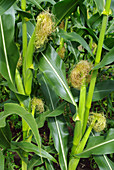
[0,0,114,170]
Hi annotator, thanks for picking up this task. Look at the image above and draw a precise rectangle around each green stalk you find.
[58,18,68,50]
[21,0,28,169]
[22,18,27,79]
[21,0,27,79]
[82,0,112,135]
[78,80,86,128]
[68,118,96,170]
[71,81,86,152]
[69,81,86,170]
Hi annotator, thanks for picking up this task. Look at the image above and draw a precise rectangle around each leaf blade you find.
[76,129,114,158]
[0,7,19,91]
[12,141,57,163]
[92,80,114,101]
[0,0,16,15]
[39,74,69,170]
[94,47,114,70]
[52,0,83,25]
[0,103,41,150]
[39,45,76,106]
[94,155,114,170]
[60,31,93,55]
[0,150,4,170]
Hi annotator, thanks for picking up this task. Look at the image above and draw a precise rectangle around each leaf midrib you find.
[82,139,114,154]
[43,76,67,169]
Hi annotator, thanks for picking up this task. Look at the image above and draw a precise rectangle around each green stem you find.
[78,81,86,128]
[68,118,96,170]
[21,0,27,79]
[71,82,86,152]
[22,18,27,79]
[82,0,111,135]
[21,0,26,11]
[59,18,68,50]
[21,1,28,170]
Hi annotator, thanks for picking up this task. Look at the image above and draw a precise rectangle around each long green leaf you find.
[38,73,59,110]
[0,123,12,149]
[39,44,76,106]
[0,150,4,170]
[36,102,66,128]
[60,31,93,55]
[0,103,41,150]
[48,116,69,170]
[27,0,44,11]
[52,0,83,25]
[0,0,16,15]
[94,0,105,14]
[37,0,55,5]
[94,155,114,170]
[12,141,57,163]
[92,80,114,101]
[28,155,43,170]
[0,7,19,91]
[76,129,114,158]
[45,159,55,170]
[39,74,69,170]
[94,47,114,70]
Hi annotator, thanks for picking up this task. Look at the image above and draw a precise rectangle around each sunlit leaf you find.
[39,44,76,106]
[0,7,19,91]
[38,0,55,5]
[60,31,93,55]
[0,103,41,150]
[27,0,44,10]
[39,73,69,170]
[12,141,57,163]
[0,0,16,15]
[94,0,105,14]
[28,155,43,170]
[94,155,114,170]
[76,129,114,158]
[94,47,114,69]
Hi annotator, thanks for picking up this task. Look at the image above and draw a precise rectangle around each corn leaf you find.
[94,0,105,14]
[45,159,55,170]
[60,31,93,56]
[0,103,41,150]
[76,129,114,158]
[39,44,76,106]
[39,74,69,170]
[27,0,44,10]
[0,123,12,149]
[52,0,84,25]
[94,155,114,170]
[38,0,55,5]
[12,141,57,163]
[0,150,4,170]
[94,47,114,70]
[92,80,114,101]
[28,155,43,170]
[0,0,16,15]
[0,7,19,91]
